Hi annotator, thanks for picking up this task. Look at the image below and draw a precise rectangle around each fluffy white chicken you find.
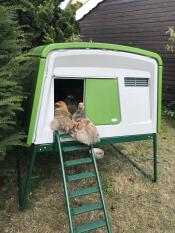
[72,119,100,145]
[71,102,100,145]
[72,102,85,121]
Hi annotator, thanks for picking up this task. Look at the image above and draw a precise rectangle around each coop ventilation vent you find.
[124,78,149,87]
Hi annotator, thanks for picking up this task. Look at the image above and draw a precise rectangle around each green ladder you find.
[55,132,112,233]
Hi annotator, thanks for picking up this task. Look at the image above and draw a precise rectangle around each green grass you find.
[0,117,175,233]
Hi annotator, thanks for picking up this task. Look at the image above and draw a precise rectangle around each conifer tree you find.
[0,6,25,159]
[8,0,79,49]
[0,1,81,159]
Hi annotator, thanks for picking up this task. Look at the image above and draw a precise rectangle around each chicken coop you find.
[17,42,162,233]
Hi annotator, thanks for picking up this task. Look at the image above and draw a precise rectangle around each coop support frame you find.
[111,133,157,182]
[17,133,157,210]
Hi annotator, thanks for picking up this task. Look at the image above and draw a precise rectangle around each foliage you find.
[0,1,81,160]
[163,101,175,119]
[166,27,175,52]
[165,28,175,118]
[59,2,81,42]
[103,179,113,196]
[0,6,25,160]
[5,0,80,49]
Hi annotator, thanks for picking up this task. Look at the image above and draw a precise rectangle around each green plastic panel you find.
[157,65,163,132]
[27,58,46,145]
[24,57,40,133]
[84,79,121,125]
[29,42,163,66]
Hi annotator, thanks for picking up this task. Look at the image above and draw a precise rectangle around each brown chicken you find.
[72,119,100,145]
[71,102,100,145]
[72,102,85,121]
[51,101,74,132]
[64,95,78,115]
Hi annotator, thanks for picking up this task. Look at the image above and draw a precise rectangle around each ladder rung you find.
[64,158,92,167]
[72,202,103,215]
[31,176,40,180]
[58,132,70,137]
[67,172,95,182]
[69,186,99,198]
[63,145,90,152]
[76,219,106,233]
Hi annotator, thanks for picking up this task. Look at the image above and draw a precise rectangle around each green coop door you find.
[84,79,121,125]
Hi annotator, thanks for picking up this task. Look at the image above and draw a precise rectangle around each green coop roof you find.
[29,42,163,65]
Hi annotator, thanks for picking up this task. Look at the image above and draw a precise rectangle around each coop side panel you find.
[157,65,163,132]
[22,57,40,136]
[27,58,46,145]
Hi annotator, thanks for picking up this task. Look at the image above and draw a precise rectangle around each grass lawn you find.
[0,117,175,233]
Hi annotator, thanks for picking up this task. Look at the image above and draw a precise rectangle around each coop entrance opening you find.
[54,78,84,113]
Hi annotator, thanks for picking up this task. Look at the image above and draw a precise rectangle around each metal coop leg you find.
[152,133,157,182]
[17,146,37,211]
[112,133,158,183]
[16,155,23,209]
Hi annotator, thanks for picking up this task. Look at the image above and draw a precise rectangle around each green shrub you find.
[0,6,26,160]
[10,0,80,48]
[163,101,175,119]
[166,27,175,52]
[0,1,81,160]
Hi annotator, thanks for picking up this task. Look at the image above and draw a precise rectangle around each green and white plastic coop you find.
[17,42,162,233]
[27,43,162,145]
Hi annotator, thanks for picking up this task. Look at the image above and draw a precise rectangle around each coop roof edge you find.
[29,42,162,66]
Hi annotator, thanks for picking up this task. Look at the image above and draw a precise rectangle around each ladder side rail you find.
[55,132,74,233]
[90,145,112,233]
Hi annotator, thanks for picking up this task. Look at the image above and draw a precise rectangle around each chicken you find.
[64,95,78,115]
[51,101,74,132]
[72,119,100,145]
[72,102,85,121]
[72,102,100,145]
